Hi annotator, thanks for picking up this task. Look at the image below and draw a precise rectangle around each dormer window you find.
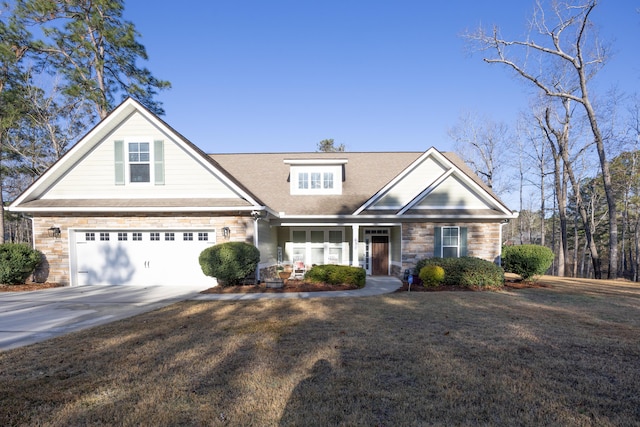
[299,171,334,190]
[285,158,347,195]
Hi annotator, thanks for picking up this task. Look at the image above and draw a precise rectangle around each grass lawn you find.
[1,276,639,426]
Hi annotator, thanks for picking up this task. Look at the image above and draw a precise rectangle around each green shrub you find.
[419,265,445,287]
[305,264,366,288]
[416,257,504,289]
[0,243,42,285]
[502,244,554,281]
[199,242,260,286]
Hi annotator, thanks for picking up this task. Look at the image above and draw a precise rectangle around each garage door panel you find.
[74,230,217,287]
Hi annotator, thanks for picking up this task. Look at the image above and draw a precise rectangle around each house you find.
[8,98,518,287]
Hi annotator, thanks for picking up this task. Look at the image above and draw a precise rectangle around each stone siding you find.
[32,213,253,285]
[401,222,502,276]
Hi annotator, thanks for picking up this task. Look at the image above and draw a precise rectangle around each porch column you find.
[351,225,359,267]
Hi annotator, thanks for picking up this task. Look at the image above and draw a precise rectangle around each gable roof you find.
[9,98,265,213]
[213,150,515,219]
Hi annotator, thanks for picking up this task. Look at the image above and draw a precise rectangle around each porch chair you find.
[292,261,306,279]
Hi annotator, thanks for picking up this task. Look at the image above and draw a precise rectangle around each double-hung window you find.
[435,226,467,258]
[114,139,164,185]
[128,142,150,183]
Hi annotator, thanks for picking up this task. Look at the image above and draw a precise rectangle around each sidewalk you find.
[190,276,403,301]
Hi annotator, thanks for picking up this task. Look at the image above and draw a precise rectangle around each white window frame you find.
[288,228,346,266]
[126,138,153,184]
[288,165,342,195]
[441,226,460,258]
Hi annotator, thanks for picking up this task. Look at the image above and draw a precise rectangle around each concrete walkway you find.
[191,276,403,301]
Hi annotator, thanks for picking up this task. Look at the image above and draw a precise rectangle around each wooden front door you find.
[371,235,389,275]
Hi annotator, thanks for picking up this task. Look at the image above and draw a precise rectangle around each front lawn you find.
[1,277,639,425]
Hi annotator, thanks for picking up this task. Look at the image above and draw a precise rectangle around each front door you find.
[371,235,389,275]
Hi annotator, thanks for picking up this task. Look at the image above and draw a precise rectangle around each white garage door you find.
[72,230,218,287]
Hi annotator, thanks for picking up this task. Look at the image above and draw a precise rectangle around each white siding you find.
[416,174,492,209]
[373,156,447,208]
[42,112,240,200]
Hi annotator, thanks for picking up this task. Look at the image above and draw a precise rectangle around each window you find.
[128,142,150,183]
[298,171,333,191]
[118,232,128,241]
[311,172,321,189]
[287,162,343,195]
[298,173,309,189]
[435,226,467,258]
[290,229,345,266]
[442,227,459,258]
[183,232,193,241]
[164,232,175,241]
[132,232,143,241]
[323,172,334,189]
[85,232,95,241]
[198,232,208,241]
[100,232,110,241]
[150,232,160,241]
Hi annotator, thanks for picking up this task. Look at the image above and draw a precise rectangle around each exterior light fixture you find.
[222,227,231,239]
[48,226,61,238]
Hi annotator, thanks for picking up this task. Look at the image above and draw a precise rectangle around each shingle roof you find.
[212,151,507,216]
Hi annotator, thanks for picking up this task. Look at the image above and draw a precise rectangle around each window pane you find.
[298,173,308,189]
[328,248,341,264]
[311,247,324,265]
[130,164,150,182]
[310,230,323,243]
[311,173,321,189]
[324,172,333,189]
[443,247,457,258]
[329,230,342,244]
[292,230,306,243]
[139,142,149,152]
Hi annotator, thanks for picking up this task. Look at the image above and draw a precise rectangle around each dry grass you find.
[1,276,639,426]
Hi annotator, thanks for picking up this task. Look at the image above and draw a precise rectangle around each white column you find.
[351,225,360,267]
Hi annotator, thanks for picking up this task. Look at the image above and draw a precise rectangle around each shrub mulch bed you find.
[0,282,64,292]
[395,276,551,292]
[201,280,358,294]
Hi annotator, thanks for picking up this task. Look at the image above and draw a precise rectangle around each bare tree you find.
[448,112,511,195]
[466,0,619,278]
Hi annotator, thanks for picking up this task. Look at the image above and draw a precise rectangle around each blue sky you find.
[124,1,639,155]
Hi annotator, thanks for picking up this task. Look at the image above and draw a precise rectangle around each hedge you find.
[304,264,366,288]
[415,257,504,289]
[0,243,42,285]
[199,242,260,286]
[502,244,554,280]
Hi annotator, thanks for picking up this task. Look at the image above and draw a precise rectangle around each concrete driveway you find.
[0,284,206,351]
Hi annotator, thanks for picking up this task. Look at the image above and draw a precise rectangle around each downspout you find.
[498,220,509,266]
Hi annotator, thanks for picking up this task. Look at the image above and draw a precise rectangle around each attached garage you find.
[70,229,218,287]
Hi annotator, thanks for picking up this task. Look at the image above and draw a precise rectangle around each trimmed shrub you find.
[416,257,504,289]
[305,264,366,288]
[502,244,554,281]
[0,243,42,285]
[199,242,260,286]
[419,265,445,287]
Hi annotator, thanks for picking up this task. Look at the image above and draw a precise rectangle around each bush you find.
[305,264,366,288]
[0,243,42,285]
[419,265,445,287]
[502,244,554,281]
[416,257,504,289]
[199,242,260,286]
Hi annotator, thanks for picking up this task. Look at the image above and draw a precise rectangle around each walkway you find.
[190,276,403,301]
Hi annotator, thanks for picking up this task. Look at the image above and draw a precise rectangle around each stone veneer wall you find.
[401,222,502,276]
[32,213,253,285]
